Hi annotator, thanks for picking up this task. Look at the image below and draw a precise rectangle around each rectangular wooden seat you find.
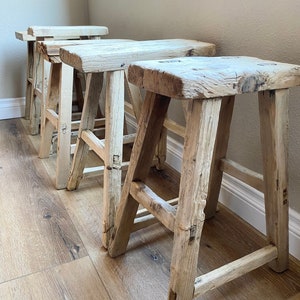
[108,56,300,299]
[60,39,216,72]
[128,56,300,99]
[59,39,216,248]
[28,25,108,38]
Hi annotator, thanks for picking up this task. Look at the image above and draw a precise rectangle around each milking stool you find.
[108,56,300,299]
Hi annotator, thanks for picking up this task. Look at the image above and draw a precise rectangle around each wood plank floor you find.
[0,118,300,299]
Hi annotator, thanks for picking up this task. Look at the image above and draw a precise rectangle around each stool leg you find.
[108,92,171,257]
[73,69,85,112]
[29,43,42,135]
[205,96,235,218]
[124,69,143,121]
[155,126,167,170]
[55,63,74,189]
[169,98,222,300]
[102,70,125,248]
[39,63,61,159]
[30,45,51,135]
[67,72,103,190]
[25,41,34,120]
[258,89,289,273]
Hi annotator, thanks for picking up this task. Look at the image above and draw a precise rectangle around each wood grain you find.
[0,257,110,300]
[37,39,133,58]
[0,118,299,299]
[0,119,87,282]
[128,56,300,99]
[28,25,108,37]
[259,89,289,272]
[60,39,216,72]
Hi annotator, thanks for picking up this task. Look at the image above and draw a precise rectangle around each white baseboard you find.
[0,97,25,120]
[126,113,300,261]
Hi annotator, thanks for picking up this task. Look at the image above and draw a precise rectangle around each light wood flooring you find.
[0,118,300,300]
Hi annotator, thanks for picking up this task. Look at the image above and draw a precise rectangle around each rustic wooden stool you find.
[16,26,108,135]
[15,31,36,120]
[59,39,216,248]
[108,56,300,299]
[37,39,132,190]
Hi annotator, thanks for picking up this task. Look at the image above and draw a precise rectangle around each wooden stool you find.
[15,31,36,120]
[108,56,300,299]
[16,26,108,135]
[59,39,216,248]
[37,39,132,190]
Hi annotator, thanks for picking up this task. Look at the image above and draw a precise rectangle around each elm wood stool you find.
[37,39,131,190]
[15,31,36,120]
[59,39,216,248]
[16,26,109,135]
[108,56,300,299]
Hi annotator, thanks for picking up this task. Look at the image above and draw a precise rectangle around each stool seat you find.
[60,39,216,249]
[108,56,300,299]
[59,39,216,72]
[27,25,108,38]
[128,56,300,99]
[37,39,132,59]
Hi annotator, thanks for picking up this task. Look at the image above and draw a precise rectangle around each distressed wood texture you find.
[205,96,235,219]
[67,73,104,190]
[16,25,108,128]
[64,39,216,249]
[38,40,132,189]
[29,42,51,135]
[15,32,35,119]
[37,39,133,60]
[28,25,108,38]
[102,70,125,248]
[59,39,216,72]
[169,98,222,299]
[108,92,171,257]
[107,56,300,299]
[128,56,300,99]
[259,89,289,272]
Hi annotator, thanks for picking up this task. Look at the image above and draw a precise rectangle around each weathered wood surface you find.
[67,73,104,191]
[168,98,223,299]
[109,92,171,258]
[101,70,125,248]
[128,56,300,99]
[15,30,35,41]
[205,96,235,219]
[259,89,289,272]
[28,25,108,37]
[37,39,133,58]
[194,245,278,297]
[60,39,216,72]
[130,182,176,232]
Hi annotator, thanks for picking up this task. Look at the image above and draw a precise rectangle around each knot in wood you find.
[189,225,197,242]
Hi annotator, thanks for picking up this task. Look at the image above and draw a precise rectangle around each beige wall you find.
[0,0,89,99]
[89,0,300,212]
